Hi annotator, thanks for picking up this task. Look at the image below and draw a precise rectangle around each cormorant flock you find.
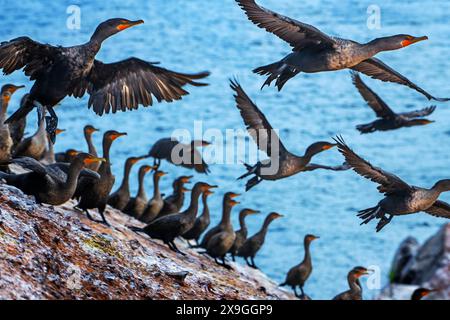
[0,0,447,300]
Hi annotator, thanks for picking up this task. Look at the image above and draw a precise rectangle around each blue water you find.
[1,0,450,299]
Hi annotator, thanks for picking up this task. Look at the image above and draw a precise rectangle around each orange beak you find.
[401,36,428,47]
[229,200,240,206]
[68,150,80,157]
[84,157,106,165]
[117,19,144,31]
[322,144,336,151]
[110,132,127,141]
[55,129,66,135]
[229,192,240,199]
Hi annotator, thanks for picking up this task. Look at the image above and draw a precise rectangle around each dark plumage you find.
[198,192,240,248]
[130,182,217,254]
[159,175,193,216]
[236,0,449,101]
[332,267,371,300]
[9,94,29,151]
[123,165,152,218]
[0,153,103,205]
[237,212,283,269]
[40,129,66,165]
[148,138,211,174]
[280,234,319,298]
[107,156,146,211]
[0,18,210,141]
[140,170,167,223]
[182,189,213,245]
[231,80,349,191]
[54,149,80,163]
[335,136,450,231]
[228,208,260,261]
[351,72,436,133]
[0,84,24,162]
[83,125,100,171]
[411,288,436,300]
[74,130,127,225]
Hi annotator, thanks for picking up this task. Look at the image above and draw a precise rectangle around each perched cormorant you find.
[228,208,260,261]
[148,138,211,174]
[130,182,217,254]
[0,18,210,141]
[198,192,241,248]
[159,175,193,216]
[280,234,319,298]
[0,153,103,205]
[13,104,48,160]
[411,288,436,300]
[74,130,127,225]
[107,156,147,211]
[54,149,80,163]
[204,199,240,270]
[237,212,283,269]
[123,165,153,218]
[40,129,66,165]
[140,170,168,223]
[351,72,436,133]
[0,84,24,162]
[231,80,348,191]
[9,94,29,151]
[182,189,214,246]
[332,267,371,300]
[235,0,449,101]
[83,125,100,171]
[335,136,450,231]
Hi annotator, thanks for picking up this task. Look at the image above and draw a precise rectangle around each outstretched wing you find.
[399,106,436,118]
[148,138,180,161]
[230,79,287,158]
[351,58,450,102]
[334,136,411,194]
[350,71,396,119]
[0,37,60,79]
[424,201,450,219]
[304,162,351,172]
[80,58,209,115]
[236,0,335,51]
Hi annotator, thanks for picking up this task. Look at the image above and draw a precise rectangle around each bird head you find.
[194,182,218,193]
[142,165,153,173]
[105,130,127,141]
[351,266,373,278]
[155,170,168,178]
[228,199,240,207]
[76,153,106,167]
[411,288,437,300]
[91,18,144,42]
[55,128,66,136]
[127,155,147,165]
[407,119,435,126]
[304,141,336,158]
[267,212,284,221]
[305,234,320,243]
[84,125,100,135]
[241,208,260,217]
[180,175,193,184]
[372,35,428,51]
[1,84,24,104]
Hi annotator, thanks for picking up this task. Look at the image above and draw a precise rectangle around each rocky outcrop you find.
[0,183,294,300]
[377,223,450,300]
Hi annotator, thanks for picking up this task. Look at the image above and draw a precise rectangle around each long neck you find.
[431,182,450,194]
[200,194,210,218]
[186,188,202,219]
[85,132,97,156]
[137,171,147,198]
[220,201,232,226]
[302,241,312,265]
[258,217,273,238]
[239,214,247,231]
[348,275,362,294]
[153,174,161,198]
[118,162,132,192]
[0,100,8,124]
[102,139,113,162]
[65,161,84,192]
[174,183,185,208]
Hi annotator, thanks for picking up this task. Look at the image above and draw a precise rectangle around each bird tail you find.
[237,162,257,180]
[5,95,34,124]
[254,61,286,90]
[245,176,262,192]
[356,123,375,134]
[128,226,145,233]
[357,205,383,225]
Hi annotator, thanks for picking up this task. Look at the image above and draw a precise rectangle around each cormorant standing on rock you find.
[280,234,319,298]
[140,170,167,223]
[182,189,214,246]
[159,175,192,216]
[123,165,153,218]
[229,208,260,261]
[83,125,101,171]
[332,266,371,300]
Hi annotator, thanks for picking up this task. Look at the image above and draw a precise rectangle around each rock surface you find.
[0,183,295,300]
[377,223,450,300]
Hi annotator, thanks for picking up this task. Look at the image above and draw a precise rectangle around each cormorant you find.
[351,72,436,133]
[13,104,48,160]
[148,138,211,174]
[235,0,449,101]
[228,208,260,261]
[9,94,29,152]
[140,170,168,223]
[198,192,241,248]
[0,84,24,162]
[130,182,217,254]
[332,267,371,300]
[335,136,450,231]
[54,149,80,163]
[107,156,147,211]
[83,125,101,171]
[123,165,153,218]
[280,234,319,298]
[0,153,103,205]
[159,175,193,216]
[74,130,127,225]
[231,80,348,191]
[237,212,283,269]
[411,288,436,300]
[182,189,214,246]
[0,18,210,141]
[204,198,240,270]
[40,129,66,165]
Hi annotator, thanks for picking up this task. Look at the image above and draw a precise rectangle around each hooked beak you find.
[84,157,106,165]
[110,132,127,141]
[55,129,66,135]
[402,36,428,47]
[229,192,240,199]
[117,19,145,31]
[181,176,193,183]
[322,143,336,151]
[10,85,25,93]
[249,209,260,215]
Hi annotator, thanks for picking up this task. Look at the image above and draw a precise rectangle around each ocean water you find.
[1,0,449,299]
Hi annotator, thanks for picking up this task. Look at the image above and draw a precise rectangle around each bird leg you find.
[293,286,299,298]
[231,254,236,262]
[170,241,186,256]
[84,209,97,222]
[376,214,394,232]
[250,257,258,269]
[98,212,110,227]
[300,286,305,296]
[214,257,232,270]
[244,257,252,267]
[45,106,58,144]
